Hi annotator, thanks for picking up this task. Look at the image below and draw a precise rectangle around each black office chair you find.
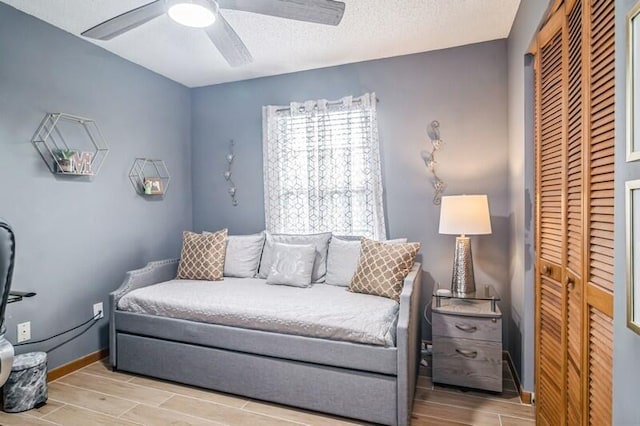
[0,220,15,386]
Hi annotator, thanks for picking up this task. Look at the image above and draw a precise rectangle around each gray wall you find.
[0,3,192,369]
[506,0,552,391]
[191,40,511,344]
[614,0,640,423]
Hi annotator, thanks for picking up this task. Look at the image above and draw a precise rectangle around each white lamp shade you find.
[439,195,492,235]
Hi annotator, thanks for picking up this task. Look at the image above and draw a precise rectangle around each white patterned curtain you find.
[262,93,386,239]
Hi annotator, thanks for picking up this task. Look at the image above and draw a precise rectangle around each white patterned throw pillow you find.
[266,243,316,287]
[258,231,332,282]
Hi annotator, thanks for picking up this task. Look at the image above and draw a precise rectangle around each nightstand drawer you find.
[432,336,502,392]
[432,312,501,342]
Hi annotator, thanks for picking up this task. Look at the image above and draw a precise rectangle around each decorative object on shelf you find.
[626,180,640,334]
[128,158,171,197]
[628,2,640,161]
[224,140,238,206]
[421,120,446,205]
[144,178,164,195]
[32,113,109,177]
[52,148,75,173]
[439,194,492,295]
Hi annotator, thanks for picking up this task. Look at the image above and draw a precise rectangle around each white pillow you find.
[258,231,332,282]
[266,243,316,287]
[325,237,408,286]
[204,231,265,278]
[223,232,265,278]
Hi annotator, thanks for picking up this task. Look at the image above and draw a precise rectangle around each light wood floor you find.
[0,357,534,425]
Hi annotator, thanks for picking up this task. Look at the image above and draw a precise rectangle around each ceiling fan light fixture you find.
[167,0,217,28]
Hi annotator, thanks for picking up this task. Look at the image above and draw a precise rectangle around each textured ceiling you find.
[1,0,521,88]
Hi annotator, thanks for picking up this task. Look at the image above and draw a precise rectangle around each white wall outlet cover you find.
[93,302,104,319]
[17,321,31,343]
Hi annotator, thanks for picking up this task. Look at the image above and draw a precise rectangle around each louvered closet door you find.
[534,0,615,424]
[565,0,584,424]
[534,8,566,425]
[584,0,614,423]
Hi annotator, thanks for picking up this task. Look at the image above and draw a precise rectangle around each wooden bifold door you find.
[533,0,614,425]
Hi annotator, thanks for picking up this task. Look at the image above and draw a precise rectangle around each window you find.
[262,93,385,239]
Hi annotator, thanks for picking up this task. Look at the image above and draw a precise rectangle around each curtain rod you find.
[275,97,379,113]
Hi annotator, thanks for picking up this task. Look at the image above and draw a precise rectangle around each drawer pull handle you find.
[455,349,478,359]
[455,324,478,332]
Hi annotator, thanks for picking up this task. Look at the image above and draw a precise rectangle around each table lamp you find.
[438,194,492,294]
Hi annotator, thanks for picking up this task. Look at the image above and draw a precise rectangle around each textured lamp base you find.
[451,236,475,294]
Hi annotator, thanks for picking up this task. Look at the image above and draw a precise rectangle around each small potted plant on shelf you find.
[53,148,76,173]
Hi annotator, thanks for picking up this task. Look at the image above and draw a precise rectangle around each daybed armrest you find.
[110,258,179,304]
[110,258,179,367]
[396,262,422,426]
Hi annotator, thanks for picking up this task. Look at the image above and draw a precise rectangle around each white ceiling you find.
[1,0,521,88]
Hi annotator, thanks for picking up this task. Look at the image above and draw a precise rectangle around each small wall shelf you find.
[32,113,109,177]
[129,158,171,197]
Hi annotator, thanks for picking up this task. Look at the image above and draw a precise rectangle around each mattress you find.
[117,277,399,346]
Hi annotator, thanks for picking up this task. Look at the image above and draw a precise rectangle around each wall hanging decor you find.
[421,120,446,205]
[32,113,109,177]
[224,140,238,206]
[129,158,171,197]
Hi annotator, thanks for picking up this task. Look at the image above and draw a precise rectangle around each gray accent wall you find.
[191,41,511,345]
[0,3,192,369]
[614,0,640,423]
[506,0,552,392]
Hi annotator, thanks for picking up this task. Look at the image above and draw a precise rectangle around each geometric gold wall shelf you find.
[32,113,109,176]
[128,158,171,196]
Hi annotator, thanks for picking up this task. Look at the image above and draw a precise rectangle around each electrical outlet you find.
[93,302,104,319]
[17,321,30,343]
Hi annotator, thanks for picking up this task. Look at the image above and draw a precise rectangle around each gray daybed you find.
[109,258,422,425]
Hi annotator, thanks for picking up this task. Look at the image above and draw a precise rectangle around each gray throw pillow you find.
[325,237,408,286]
[258,231,332,282]
[266,243,316,287]
[223,232,265,278]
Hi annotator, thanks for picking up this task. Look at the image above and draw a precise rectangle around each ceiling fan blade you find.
[217,0,345,25]
[82,0,164,40]
[205,13,253,67]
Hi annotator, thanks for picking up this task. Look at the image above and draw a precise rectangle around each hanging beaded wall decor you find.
[421,120,446,205]
[224,140,238,206]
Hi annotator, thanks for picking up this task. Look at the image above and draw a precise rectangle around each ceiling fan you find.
[81,0,346,67]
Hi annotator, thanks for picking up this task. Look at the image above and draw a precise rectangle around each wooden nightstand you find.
[432,286,502,392]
